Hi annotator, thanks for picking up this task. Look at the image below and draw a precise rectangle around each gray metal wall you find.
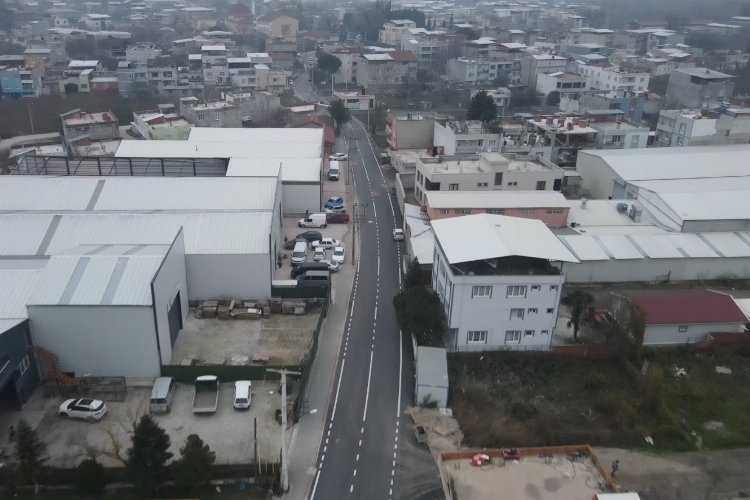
[186,253,271,300]
[151,230,189,366]
[0,321,39,406]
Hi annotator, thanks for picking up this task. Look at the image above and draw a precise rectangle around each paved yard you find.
[3,381,287,468]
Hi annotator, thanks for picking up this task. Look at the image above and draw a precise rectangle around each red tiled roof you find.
[630,290,748,325]
[290,116,335,145]
[389,51,418,63]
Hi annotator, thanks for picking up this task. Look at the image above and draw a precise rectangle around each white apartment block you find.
[576,62,649,92]
[414,152,564,205]
[535,71,587,96]
[379,19,417,46]
[200,45,228,85]
[520,54,568,88]
[655,107,750,147]
[446,58,512,86]
[431,214,577,352]
[433,120,501,155]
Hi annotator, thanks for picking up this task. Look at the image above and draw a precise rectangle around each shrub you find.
[584,371,609,391]
[74,459,106,496]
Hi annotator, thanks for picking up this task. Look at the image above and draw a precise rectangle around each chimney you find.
[546,117,553,125]
[567,122,574,130]
[581,198,588,209]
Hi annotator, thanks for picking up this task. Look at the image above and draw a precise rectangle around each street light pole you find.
[27,103,35,134]
[267,367,301,493]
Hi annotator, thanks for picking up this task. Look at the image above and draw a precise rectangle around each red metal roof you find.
[389,51,418,63]
[630,290,748,325]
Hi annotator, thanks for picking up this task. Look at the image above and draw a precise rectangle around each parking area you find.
[2,380,285,468]
[171,309,321,366]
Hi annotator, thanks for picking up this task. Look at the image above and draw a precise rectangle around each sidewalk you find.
[284,136,354,499]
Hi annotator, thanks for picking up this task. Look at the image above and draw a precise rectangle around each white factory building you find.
[0,175,283,377]
[114,127,324,214]
[431,214,578,352]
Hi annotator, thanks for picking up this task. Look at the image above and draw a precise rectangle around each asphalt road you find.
[308,118,425,500]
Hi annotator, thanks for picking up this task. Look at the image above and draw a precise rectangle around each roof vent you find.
[581,198,588,208]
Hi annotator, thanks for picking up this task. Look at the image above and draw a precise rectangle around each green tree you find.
[562,289,595,342]
[393,259,445,346]
[126,415,173,498]
[173,434,215,493]
[467,90,497,123]
[75,459,106,496]
[494,74,510,87]
[13,419,48,494]
[510,88,539,107]
[316,51,342,77]
[546,91,561,106]
[64,83,79,94]
[455,26,478,40]
[404,257,422,289]
[328,99,351,135]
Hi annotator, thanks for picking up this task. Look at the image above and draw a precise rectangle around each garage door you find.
[167,291,182,347]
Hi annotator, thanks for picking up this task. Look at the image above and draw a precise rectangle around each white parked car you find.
[312,237,340,250]
[319,259,340,272]
[313,247,326,261]
[58,398,108,421]
[233,381,252,409]
[332,246,345,264]
[329,153,348,161]
[393,228,405,241]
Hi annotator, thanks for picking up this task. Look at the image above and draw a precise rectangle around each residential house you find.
[576,62,650,92]
[536,71,587,97]
[200,45,228,85]
[655,106,750,147]
[433,120,501,155]
[566,28,616,48]
[432,214,578,351]
[414,152,564,205]
[60,109,119,153]
[59,60,101,94]
[256,13,299,43]
[83,14,111,31]
[401,30,444,69]
[132,105,192,140]
[333,90,374,110]
[520,54,568,89]
[665,67,735,109]
[387,113,443,151]
[179,91,280,128]
[0,67,40,99]
[586,110,650,149]
[357,51,417,90]
[446,57,512,87]
[613,290,747,346]
[424,190,570,226]
[473,88,511,108]
[523,115,597,168]
[379,19,417,47]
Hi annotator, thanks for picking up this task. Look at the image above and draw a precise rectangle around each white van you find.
[149,377,176,414]
[298,213,327,228]
[328,160,341,181]
[233,380,252,409]
[291,240,308,265]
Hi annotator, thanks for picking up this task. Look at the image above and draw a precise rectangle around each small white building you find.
[379,19,417,46]
[83,14,111,31]
[613,290,747,346]
[535,71,587,96]
[576,62,650,92]
[333,91,375,110]
[433,120,500,155]
[431,214,578,351]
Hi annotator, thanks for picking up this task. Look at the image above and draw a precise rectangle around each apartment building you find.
[0,66,40,99]
[414,152,564,205]
[401,31,444,69]
[576,62,650,92]
[535,71,587,96]
[424,190,570,226]
[200,45,228,85]
[655,107,750,147]
[379,19,417,46]
[331,48,360,84]
[446,57,512,87]
[665,67,735,109]
[60,109,119,153]
[256,14,299,43]
[179,91,280,128]
[83,14,111,31]
[132,105,192,140]
[565,28,616,48]
[432,214,577,352]
[358,51,417,89]
[387,113,441,151]
[520,54,568,88]
[433,120,501,155]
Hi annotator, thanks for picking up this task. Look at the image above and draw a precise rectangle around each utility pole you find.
[27,102,35,134]
[267,368,301,493]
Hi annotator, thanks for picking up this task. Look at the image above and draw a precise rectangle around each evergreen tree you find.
[466,90,497,123]
[13,419,48,494]
[328,100,351,135]
[173,434,216,493]
[126,415,173,498]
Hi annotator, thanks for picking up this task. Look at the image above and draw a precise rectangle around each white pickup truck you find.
[192,375,219,414]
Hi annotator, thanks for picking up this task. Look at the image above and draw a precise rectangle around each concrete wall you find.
[186,253,271,300]
[426,206,569,226]
[433,122,457,155]
[151,230,189,366]
[416,383,448,408]
[575,152,617,199]
[389,116,435,150]
[644,322,745,346]
[28,305,160,377]
[0,321,39,406]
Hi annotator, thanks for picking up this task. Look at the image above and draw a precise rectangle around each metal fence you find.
[293,292,329,422]
[14,155,228,177]
[448,344,550,353]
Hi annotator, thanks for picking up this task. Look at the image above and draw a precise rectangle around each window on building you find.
[510,308,525,320]
[508,182,518,186]
[550,285,558,291]
[678,325,688,332]
[448,183,459,191]
[486,208,504,214]
[214,113,221,121]
[453,208,470,214]
[18,355,29,375]
[197,113,206,120]
[531,285,540,291]
[518,208,534,215]
[524,330,534,336]
[630,135,640,147]
[472,285,492,298]
[528,308,538,313]
[440,208,449,214]
[676,136,684,146]
[494,172,503,185]
[547,307,554,313]
[507,285,527,297]
[536,180,546,190]
[541,329,549,335]
[678,122,686,134]
[505,330,521,343]
[546,208,563,214]
[467,330,488,343]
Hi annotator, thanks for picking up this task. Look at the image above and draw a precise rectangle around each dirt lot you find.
[3,381,286,468]
[448,349,750,452]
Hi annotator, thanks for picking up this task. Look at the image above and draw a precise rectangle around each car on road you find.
[233,381,252,410]
[295,231,322,242]
[312,237,340,249]
[324,196,345,212]
[393,228,405,241]
[59,398,108,421]
[318,259,340,272]
[332,246,345,264]
[326,212,349,224]
[329,153,348,161]
[313,247,325,261]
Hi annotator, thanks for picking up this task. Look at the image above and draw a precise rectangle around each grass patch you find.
[449,350,750,451]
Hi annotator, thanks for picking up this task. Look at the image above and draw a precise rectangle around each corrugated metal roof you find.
[115,140,322,160]
[631,290,747,325]
[595,234,644,259]
[0,213,272,256]
[0,177,279,213]
[0,318,26,333]
[226,157,320,183]
[29,250,167,306]
[699,232,750,257]
[188,127,323,144]
[0,268,43,319]
[431,214,579,264]
[560,235,610,261]
[628,234,685,259]
[425,190,568,209]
